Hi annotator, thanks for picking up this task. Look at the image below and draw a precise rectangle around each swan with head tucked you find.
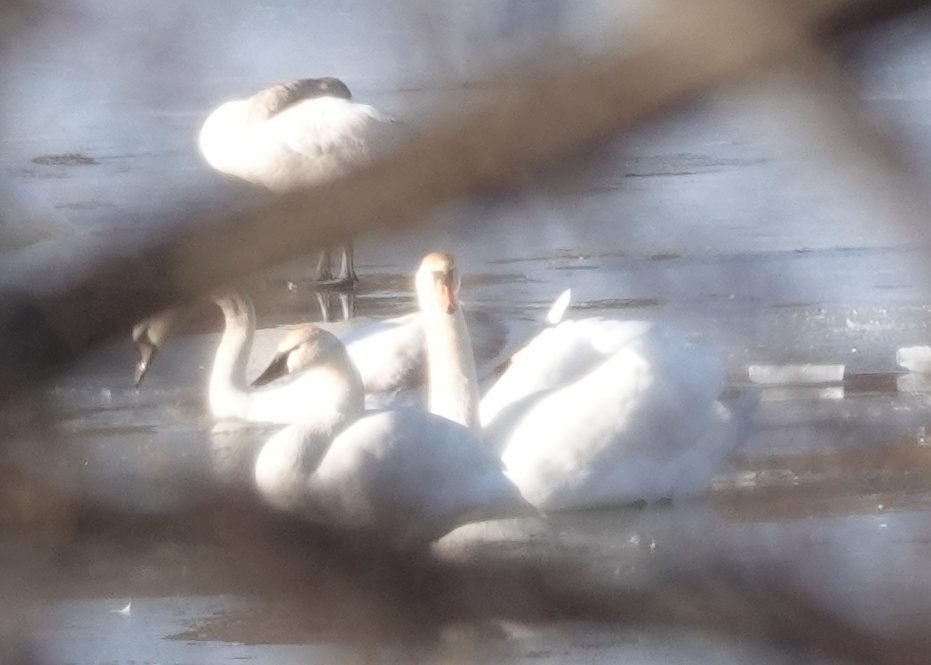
[199,76,398,285]
[414,255,757,510]
[251,322,534,549]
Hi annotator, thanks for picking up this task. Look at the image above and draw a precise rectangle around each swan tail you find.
[546,289,572,325]
[670,389,760,501]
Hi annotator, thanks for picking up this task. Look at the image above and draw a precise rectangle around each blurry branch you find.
[4,0,927,404]
[739,44,931,245]
[2,0,931,661]
[0,0,45,51]
[36,486,930,665]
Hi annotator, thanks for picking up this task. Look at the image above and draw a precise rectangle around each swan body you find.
[481,319,751,509]
[199,79,393,191]
[199,77,397,284]
[255,407,533,548]
[252,325,533,549]
[410,258,755,510]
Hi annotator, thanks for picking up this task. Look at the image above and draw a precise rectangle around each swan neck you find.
[209,290,255,418]
[313,350,367,432]
[419,296,480,430]
[253,346,365,508]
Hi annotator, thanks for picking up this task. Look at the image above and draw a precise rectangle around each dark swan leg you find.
[314,246,333,282]
[338,291,354,320]
[314,291,331,322]
[335,242,358,286]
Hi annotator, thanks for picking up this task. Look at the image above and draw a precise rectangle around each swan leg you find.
[314,247,334,282]
[338,291,354,321]
[335,242,358,286]
[314,291,331,323]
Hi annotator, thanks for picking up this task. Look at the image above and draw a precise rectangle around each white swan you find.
[252,314,423,395]
[131,303,507,399]
[252,324,534,549]
[207,289,362,424]
[199,77,397,285]
[414,254,757,510]
[251,307,508,401]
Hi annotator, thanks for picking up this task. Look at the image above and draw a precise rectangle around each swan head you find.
[416,252,461,315]
[251,325,333,387]
[247,77,352,122]
[132,309,181,387]
[252,325,355,388]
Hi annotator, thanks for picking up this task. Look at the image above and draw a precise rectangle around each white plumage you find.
[410,254,757,510]
[207,289,361,425]
[198,77,397,284]
[250,326,534,549]
[481,318,753,509]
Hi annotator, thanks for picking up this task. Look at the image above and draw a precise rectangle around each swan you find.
[415,252,482,431]
[132,309,184,387]
[413,254,757,510]
[207,289,365,424]
[199,76,398,285]
[250,307,508,400]
[132,299,507,399]
[251,325,535,549]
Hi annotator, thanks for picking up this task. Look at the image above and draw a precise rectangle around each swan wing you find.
[495,325,727,510]
[267,98,398,187]
[480,318,657,425]
[343,314,425,395]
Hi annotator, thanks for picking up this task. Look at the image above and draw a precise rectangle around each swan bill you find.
[251,352,289,388]
[133,339,157,388]
[435,276,456,314]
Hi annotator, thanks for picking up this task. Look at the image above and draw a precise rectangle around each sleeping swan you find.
[199,76,398,285]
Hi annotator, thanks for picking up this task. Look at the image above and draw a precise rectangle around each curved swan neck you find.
[254,332,366,507]
[416,258,480,431]
[209,290,256,418]
[309,342,367,430]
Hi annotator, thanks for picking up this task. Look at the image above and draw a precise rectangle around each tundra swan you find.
[413,254,756,510]
[251,326,534,549]
[199,76,397,285]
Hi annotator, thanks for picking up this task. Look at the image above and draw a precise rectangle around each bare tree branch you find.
[0,0,908,402]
